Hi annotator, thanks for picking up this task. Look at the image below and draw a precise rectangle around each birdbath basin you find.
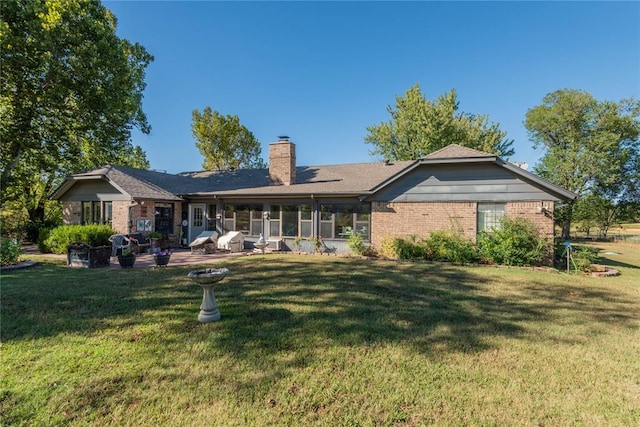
[253,241,268,254]
[187,268,229,322]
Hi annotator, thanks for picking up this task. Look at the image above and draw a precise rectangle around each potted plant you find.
[147,231,163,253]
[153,248,173,267]
[117,248,136,268]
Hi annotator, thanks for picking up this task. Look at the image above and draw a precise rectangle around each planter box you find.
[67,243,111,268]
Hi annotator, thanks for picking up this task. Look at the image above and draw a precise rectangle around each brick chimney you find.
[269,136,296,185]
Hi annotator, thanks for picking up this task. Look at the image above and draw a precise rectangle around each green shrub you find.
[571,246,600,272]
[393,237,429,260]
[555,242,599,272]
[423,230,479,264]
[44,224,115,254]
[388,231,478,263]
[477,217,549,266]
[1,237,23,266]
[37,228,53,253]
[346,229,371,256]
[376,236,399,259]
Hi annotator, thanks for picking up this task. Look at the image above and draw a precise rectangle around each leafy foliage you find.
[345,232,364,255]
[43,224,115,254]
[192,106,266,170]
[387,231,479,264]
[424,230,479,264]
[1,0,152,229]
[477,217,549,266]
[555,242,600,273]
[0,237,23,266]
[573,193,625,239]
[525,89,640,239]
[364,84,514,161]
[37,227,53,253]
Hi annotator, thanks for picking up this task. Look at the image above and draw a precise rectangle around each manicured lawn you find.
[2,244,639,425]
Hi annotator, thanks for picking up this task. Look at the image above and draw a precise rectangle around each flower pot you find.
[153,254,171,267]
[117,254,136,268]
[149,238,161,253]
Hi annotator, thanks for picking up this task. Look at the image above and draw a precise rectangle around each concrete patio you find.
[18,245,248,270]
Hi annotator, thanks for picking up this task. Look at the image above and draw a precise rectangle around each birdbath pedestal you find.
[187,268,230,322]
[254,233,268,254]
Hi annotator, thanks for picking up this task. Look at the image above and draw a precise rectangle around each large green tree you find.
[192,106,266,170]
[525,89,640,239]
[364,84,514,160]
[1,0,152,232]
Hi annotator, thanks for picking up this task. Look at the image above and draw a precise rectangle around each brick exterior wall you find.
[371,202,477,247]
[269,141,296,185]
[370,200,555,249]
[61,200,183,237]
[112,200,132,233]
[62,201,82,224]
[505,201,555,238]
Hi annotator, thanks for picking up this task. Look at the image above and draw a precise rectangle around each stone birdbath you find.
[187,268,230,322]
[253,233,268,254]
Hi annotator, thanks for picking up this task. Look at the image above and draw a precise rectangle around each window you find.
[155,203,174,234]
[300,204,312,237]
[81,201,111,225]
[82,202,91,225]
[269,205,280,237]
[193,206,204,227]
[224,204,263,235]
[282,205,298,236]
[208,205,217,230]
[92,201,101,224]
[319,203,371,240]
[266,204,312,237]
[477,203,505,232]
[103,202,112,226]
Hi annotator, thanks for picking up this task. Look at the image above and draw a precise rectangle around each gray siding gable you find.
[369,163,567,202]
[57,179,130,202]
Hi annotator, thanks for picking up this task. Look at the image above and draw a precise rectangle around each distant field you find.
[2,243,639,425]
[568,222,640,243]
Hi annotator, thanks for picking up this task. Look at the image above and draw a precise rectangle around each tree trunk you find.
[561,219,571,240]
[560,202,574,240]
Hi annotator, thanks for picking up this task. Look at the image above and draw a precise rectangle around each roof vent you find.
[512,162,529,170]
[277,135,290,141]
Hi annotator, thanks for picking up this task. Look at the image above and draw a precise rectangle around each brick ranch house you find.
[51,139,577,255]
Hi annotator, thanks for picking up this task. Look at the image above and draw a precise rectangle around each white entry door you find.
[189,204,206,243]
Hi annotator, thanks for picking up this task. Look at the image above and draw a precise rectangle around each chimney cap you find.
[277,135,290,141]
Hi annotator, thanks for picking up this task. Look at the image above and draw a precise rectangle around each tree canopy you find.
[192,106,266,170]
[364,84,514,161]
[1,0,152,233]
[525,89,640,238]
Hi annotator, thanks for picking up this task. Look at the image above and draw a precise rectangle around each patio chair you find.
[189,230,218,254]
[108,234,131,257]
[127,233,150,254]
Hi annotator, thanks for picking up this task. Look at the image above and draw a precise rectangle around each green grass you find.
[2,244,639,425]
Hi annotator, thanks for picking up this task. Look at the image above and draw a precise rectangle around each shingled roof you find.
[180,161,414,196]
[53,161,415,200]
[52,165,189,201]
[52,144,577,202]
[422,144,497,160]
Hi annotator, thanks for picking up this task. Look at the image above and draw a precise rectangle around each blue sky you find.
[104,1,639,174]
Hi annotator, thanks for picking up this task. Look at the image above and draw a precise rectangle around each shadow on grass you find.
[191,257,639,360]
[2,256,637,357]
